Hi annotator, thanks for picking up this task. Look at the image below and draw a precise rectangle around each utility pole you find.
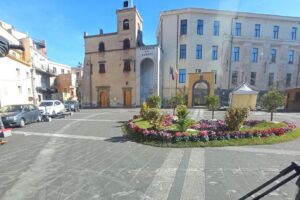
[297,55,300,87]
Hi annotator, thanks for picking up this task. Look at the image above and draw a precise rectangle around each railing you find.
[239,162,300,200]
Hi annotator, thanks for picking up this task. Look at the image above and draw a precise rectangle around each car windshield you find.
[65,101,76,104]
[0,105,24,113]
[39,102,53,106]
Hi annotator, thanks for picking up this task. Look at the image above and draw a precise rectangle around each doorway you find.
[99,91,108,107]
[123,89,132,107]
[192,81,210,106]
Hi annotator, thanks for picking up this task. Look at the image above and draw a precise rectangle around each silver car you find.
[0,104,42,127]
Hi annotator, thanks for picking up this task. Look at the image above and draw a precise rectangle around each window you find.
[180,19,187,35]
[273,26,279,39]
[53,67,57,74]
[99,42,105,52]
[99,63,105,74]
[123,39,130,49]
[16,68,20,77]
[268,73,274,86]
[123,60,131,72]
[123,19,129,30]
[291,27,297,40]
[61,69,65,74]
[235,22,241,36]
[180,44,186,59]
[195,45,202,59]
[197,19,203,35]
[250,72,256,85]
[212,46,218,60]
[288,50,294,64]
[286,73,292,87]
[179,69,186,83]
[252,48,258,63]
[255,24,261,38]
[18,86,22,94]
[213,21,220,36]
[271,49,277,63]
[232,71,238,85]
[233,47,240,61]
[26,72,30,79]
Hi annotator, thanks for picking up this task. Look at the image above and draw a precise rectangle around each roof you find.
[232,83,259,95]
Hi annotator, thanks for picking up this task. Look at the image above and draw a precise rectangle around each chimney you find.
[84,32,88,37]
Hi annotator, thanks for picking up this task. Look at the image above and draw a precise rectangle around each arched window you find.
[98,42,105,52]
[123,39,130,49]
[123,19,129,30]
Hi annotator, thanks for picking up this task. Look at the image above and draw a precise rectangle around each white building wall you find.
[0,57,32,107]
[158,8,300,102]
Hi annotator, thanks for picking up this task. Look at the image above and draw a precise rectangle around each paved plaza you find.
[0,109,300,200]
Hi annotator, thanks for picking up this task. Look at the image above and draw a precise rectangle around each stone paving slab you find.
[0,109,299,200]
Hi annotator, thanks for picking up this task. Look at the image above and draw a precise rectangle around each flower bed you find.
[126,117,297,143]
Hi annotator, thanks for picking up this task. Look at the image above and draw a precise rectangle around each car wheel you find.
[19,118,25,127]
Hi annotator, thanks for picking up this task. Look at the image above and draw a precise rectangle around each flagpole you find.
[175,15,179,97]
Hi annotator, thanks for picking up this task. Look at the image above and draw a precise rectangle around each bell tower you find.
[117,0,143,47]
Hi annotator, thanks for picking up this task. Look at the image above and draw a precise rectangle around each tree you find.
[205,95,220,119]
[170,95,185,115]
[261,90,286,121]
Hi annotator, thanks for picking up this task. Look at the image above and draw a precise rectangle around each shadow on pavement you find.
[105,136,129,143]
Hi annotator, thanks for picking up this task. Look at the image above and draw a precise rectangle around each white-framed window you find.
[288,50,294,64]
[196,45,202,59]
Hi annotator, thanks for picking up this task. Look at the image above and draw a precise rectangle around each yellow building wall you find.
[187,72,215,107]
[231,94,257,110]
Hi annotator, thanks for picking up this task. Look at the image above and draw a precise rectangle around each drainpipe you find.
[227,17,236,90]
[89,56,93,108]
[175,15,179,97]
[296,55,300,87]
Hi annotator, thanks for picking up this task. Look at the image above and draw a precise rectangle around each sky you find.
[1,0,300,67]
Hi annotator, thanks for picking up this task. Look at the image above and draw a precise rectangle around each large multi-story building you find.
[82,1,160,108]
[157,8,300,105]
[0,21,32,107]
[0,20,74,106]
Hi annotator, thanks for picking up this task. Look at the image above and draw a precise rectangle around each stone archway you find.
[140,58,155,103]
[192,81,210,106]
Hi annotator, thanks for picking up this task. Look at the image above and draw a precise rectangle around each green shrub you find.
[205,95,220,119]
[146,96,161,108]
[146,108,163,130]
[261,90,286,121]
[225,107,249,131]
[170,95,185,115]
[140,102,149,120]
[176,105,191,132]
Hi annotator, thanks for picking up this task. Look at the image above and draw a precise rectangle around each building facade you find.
[0,20,74,106]
[82,1,159,108]
[0,22,33,107]
[157,8,300,106]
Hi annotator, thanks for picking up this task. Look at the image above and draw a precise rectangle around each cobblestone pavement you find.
[0,109,299,200]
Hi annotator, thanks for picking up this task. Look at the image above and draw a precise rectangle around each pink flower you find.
[175,132,182,137]
[199,130,208,136]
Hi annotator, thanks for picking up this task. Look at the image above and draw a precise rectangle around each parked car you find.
[38,100,65,116]
[0,104,42,127]
[64,100,80,112]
